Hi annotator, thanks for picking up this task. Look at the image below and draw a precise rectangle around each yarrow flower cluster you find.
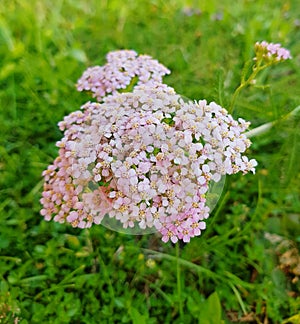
[254,41,292,62]
[76,50,170,100]
[41,50,259,243]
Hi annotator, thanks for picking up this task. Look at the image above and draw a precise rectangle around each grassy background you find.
[0,0,300,322]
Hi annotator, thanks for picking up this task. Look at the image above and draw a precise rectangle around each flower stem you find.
[176,243,184,321]
[229,60,270,115]
[229,83,246,114]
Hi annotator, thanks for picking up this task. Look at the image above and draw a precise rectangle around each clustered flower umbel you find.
[255,41,292,62]
[41,49,258,243]
[76,50,170,101]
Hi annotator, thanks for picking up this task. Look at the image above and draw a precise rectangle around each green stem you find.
[228,83,246,114]
[229,60,270,115]
[176,243,184,321]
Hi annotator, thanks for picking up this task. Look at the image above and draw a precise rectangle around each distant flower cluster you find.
[255,41,292,62]
[41,50,258,243]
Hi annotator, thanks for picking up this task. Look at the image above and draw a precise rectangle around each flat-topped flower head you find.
[254,41,292,63]
[41,79,257,243]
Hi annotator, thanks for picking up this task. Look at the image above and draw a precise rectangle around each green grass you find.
[1,0,300,322]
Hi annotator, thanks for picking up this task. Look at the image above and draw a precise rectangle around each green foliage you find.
[0,0,299,322]
[197,292,223,324]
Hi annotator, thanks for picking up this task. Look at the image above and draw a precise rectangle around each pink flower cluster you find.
[255,41,292,62]
[76,50,170,100]
[41,57,257,243]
